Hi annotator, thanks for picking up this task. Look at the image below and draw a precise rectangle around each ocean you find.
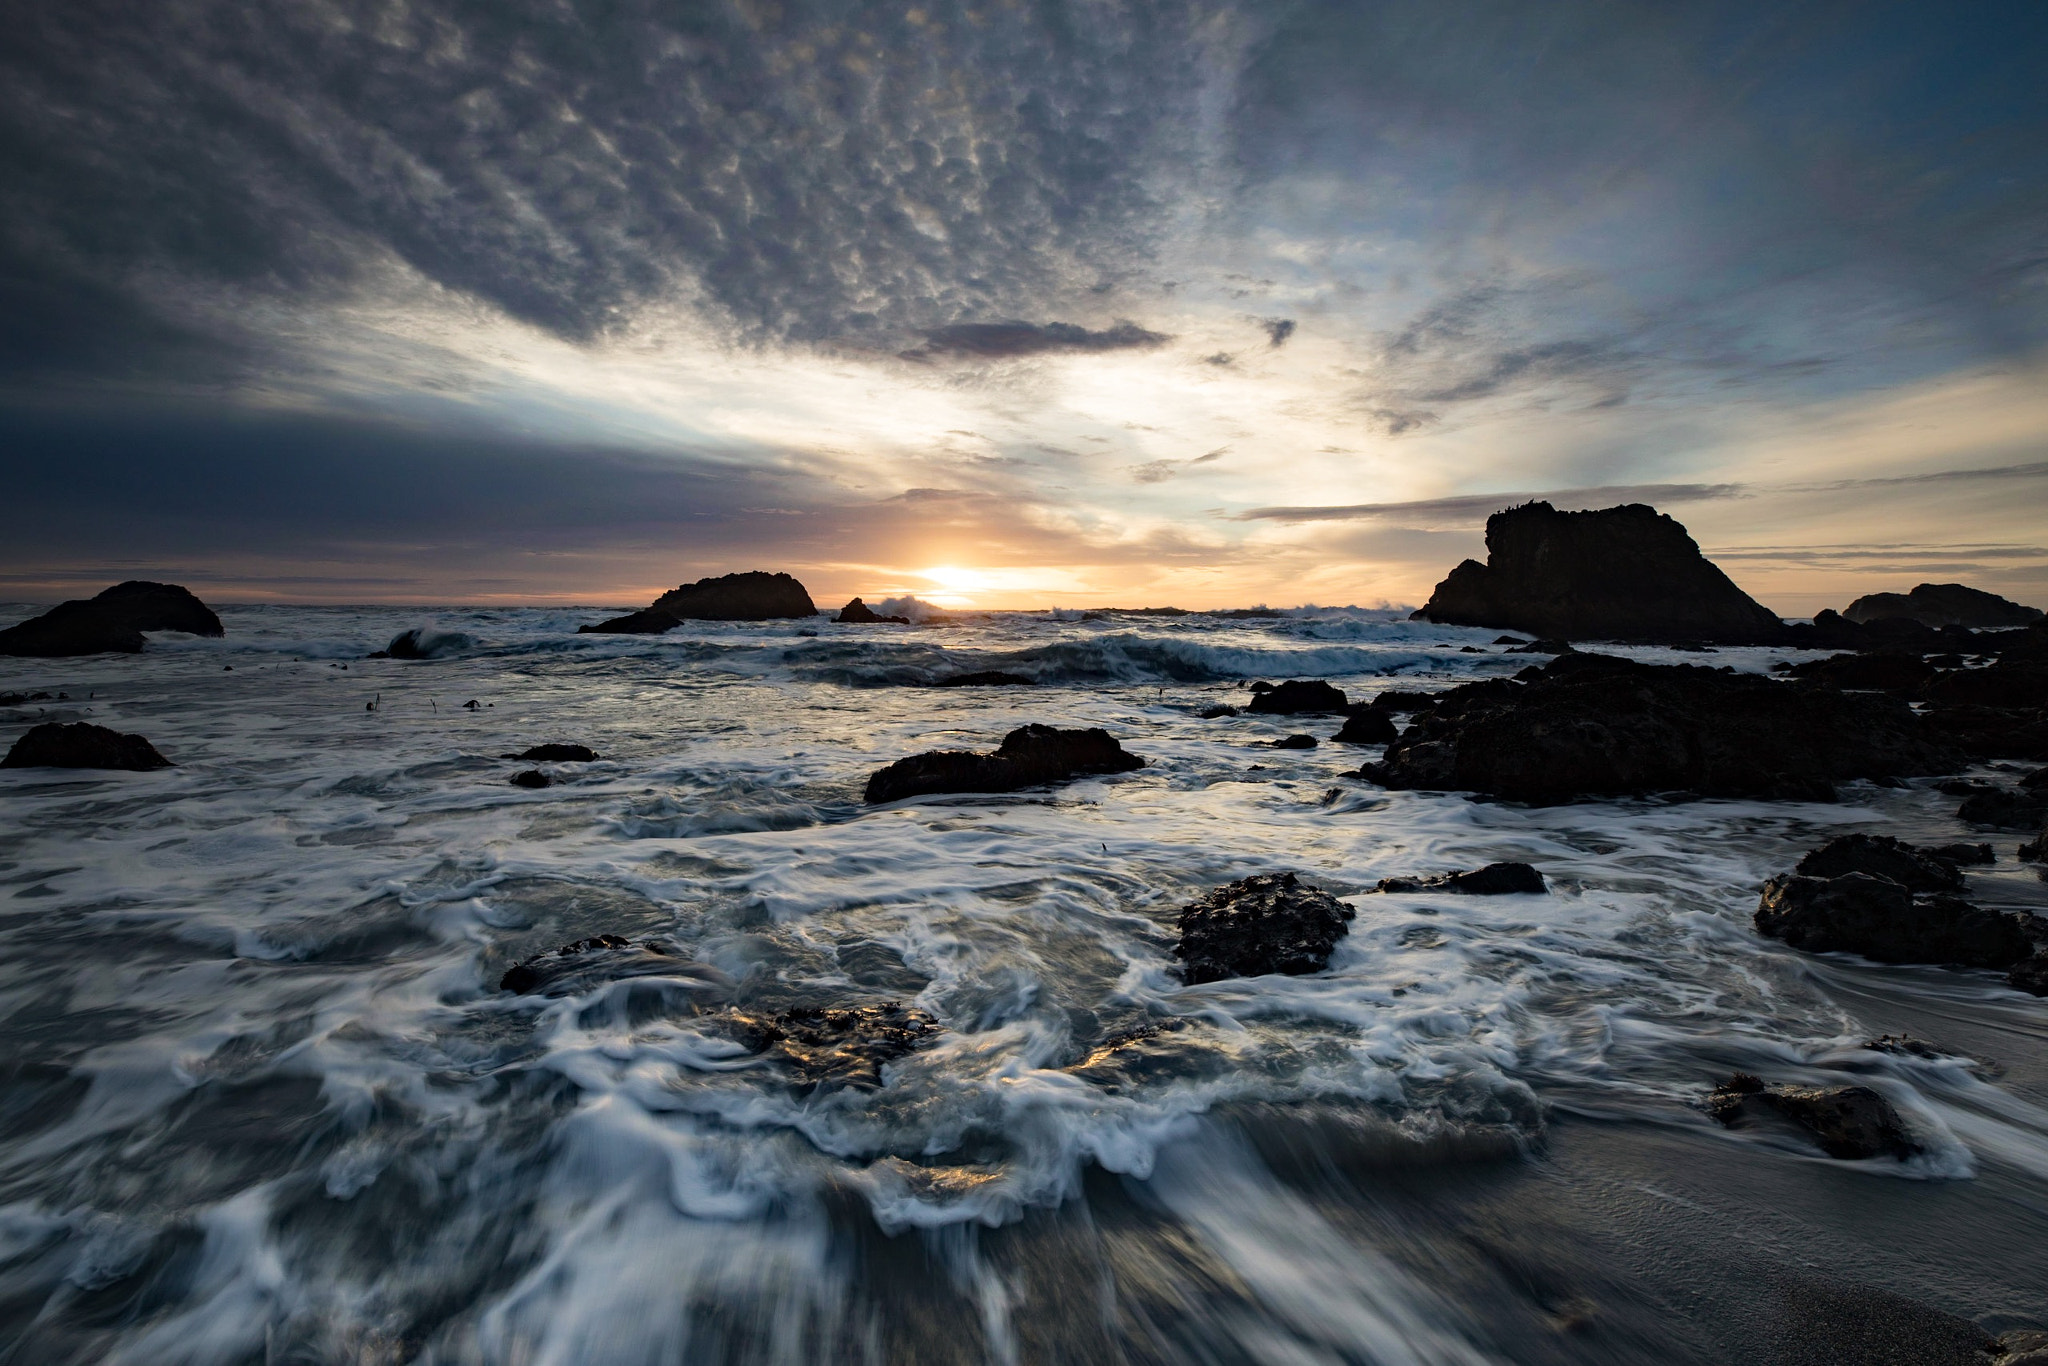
[1,604,2044,1364]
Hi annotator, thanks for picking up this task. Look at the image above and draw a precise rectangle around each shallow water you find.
[1,605,2043,1364]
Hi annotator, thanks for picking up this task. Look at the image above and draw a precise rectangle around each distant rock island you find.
[1412,502,1785,644]
[1844,582,2042,629]
[0,581,224,657]
[836,597,909,624]
[578,571,818,633]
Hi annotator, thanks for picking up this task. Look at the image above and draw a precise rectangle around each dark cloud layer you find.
[903,320,1170,361]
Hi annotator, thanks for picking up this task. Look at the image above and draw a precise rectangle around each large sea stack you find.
[1843,583,2043,629]
[580,572,817,634]
[0,581,224,657]
[1411,502,1785,644]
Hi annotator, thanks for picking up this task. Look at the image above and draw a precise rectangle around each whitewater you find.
[1,605,2044,1364]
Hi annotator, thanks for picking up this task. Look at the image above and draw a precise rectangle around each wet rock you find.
[2021,826,2046,863]
[0,600,144,656]
[1411,501,1787,644]
[1358,652,1955,803]
[1794,834,1964,892]
[1492,635,1530,646]
[1271,733,1317,749]
[1784,650,1938,695]
[1989,1329,2048,1366]
[1246,679,1348,714]
[1959,788,2048,829]
[1173,871,1355,985]
[509,770,550,789]
[88,581,224,636]
[931,670,1035,687]
[510,744,600,762]
[1705,1073,1918,1160]
[1923,842,1994,866]
[1374,862,1547,895]
[2,721,171,771]
[1367,689,1435,714]
[1196,703,1238,719]
[719,1003,940,1092]
[1926,658,2048,710]
[835,597,909,624]
[1845,583,2043,629]
[498,935,725,997]
[864,724,1143,803]
[1919,703,2048,762]
[1333,709,1398,744]
[1754,873,2042,973]
[579,571,818,633]
[1862,1034,1947,1059]
[1505,638,1575,655]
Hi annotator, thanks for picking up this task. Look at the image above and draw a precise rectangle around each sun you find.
[918,566,986,606]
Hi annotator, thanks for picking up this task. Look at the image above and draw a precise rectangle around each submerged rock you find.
[1271,733,1317,749]
[510,743,600,762]
[580,571,818,633]
[1411,501,1787,644]
[835,597,909,624]
[864,724,1143,803]
[1196,703,1238,719]
[1754,873,2043,979]
[498,935,727,997]
[1374,862,1547,895]
[1845,582,2043,629]
[2,721,171,771]
[1333,709,1398,745]
[1357,652,1955,803]
[719,1003,940,1091]
[930,670,1035,687]
[1705,1073,1918,1160]
[1173,872,1355,985]
[1246,679,1349,715]
[509,770,550,789]
[1794,834,1964,892]
[1959,787,2048,829]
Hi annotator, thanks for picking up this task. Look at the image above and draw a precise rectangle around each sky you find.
[3,0,2046,613]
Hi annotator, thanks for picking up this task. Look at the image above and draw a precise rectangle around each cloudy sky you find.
[4,0,2045,611]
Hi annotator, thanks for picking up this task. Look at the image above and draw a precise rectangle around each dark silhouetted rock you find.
[1755,873,2042,976]
[1960,788,2048,829]
[1333,710,1398,744]
[1374,862,1546,895]
[1706,1073,1918,1160]
[1785,651,1938,695]
[1924,842,1994,866]
[89,581,223,636]
[1412,502,1786,644]
[1357,653,1955,803]
[1795,834,1964,893]
[1367,690,1434,714]
[0,600,145,656]
[1926,658,2048,709]
[1247,679,1348,714]
[580,571,817,633]
[1271,733,1317,749]
[1173,872,1355,984]
[1196,704,1238,719]
[498,935,727,998]
[864,724,1143,803]
[1492,635,1530,645]
[1845,583,2043,629]
[2020,826,2046,863]
[1920,703,2048,762]
[719,1003,940,1091]
[511,744,599,762]
[836,597,909,624]
[510,770,550,789]
[1505,638,1575,655]
[2,721,172,771]
[931,670,1035,687]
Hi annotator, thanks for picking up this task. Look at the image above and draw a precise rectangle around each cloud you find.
[1263,318,1296,347]
[902,320,1172,362]
[1235,482,1747,524]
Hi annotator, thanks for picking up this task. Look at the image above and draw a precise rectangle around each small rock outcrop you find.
[1705,1073,1918,1160]
[498,935,730,998]
[719,1003,940,1092]
[0,581,225,657]
[1246,680,1349,715]
[1793,834,1964,892]
[1173,872,1355,985]
[1374,862,1547,895]
[2,721,172,771]
[836,598,910,624]
[1754,872,2046,991]
[1271,733,1317,749]
[1411,502,1786,644]
[579,571,818,634]
[510,770,550,789]
[1844,583,2043,629]
[1332,710,1398,745]
[864,724,1143,803]
[510,744,600,762]
[1958,787,2048,830]
[1358,653,1955,803]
